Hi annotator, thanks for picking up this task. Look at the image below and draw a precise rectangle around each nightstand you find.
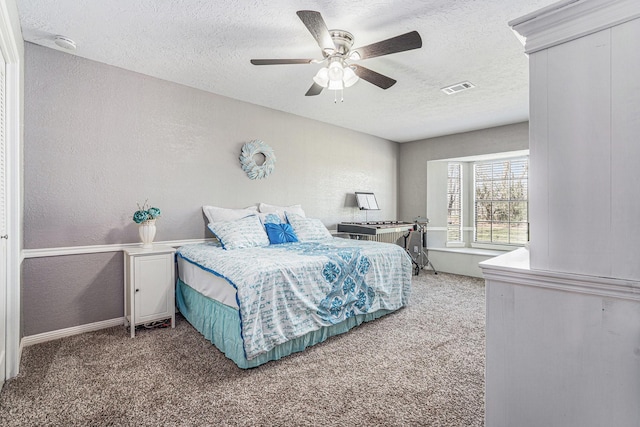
[124,244,176,338]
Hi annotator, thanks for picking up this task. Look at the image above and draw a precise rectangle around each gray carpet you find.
[0,272,485,426]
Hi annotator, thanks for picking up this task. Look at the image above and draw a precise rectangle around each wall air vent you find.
[441,81,475,95]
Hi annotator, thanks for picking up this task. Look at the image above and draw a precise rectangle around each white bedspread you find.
[177,239,412,360]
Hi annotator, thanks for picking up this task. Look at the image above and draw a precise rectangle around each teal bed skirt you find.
[176,278,394,369]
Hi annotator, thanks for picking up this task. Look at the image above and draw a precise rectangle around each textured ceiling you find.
[16,0,557,142]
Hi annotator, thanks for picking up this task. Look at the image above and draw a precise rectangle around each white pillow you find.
[202,205,258,224]
[286,213,332,242]
[259,203,305,222]
[207,214,269,250]
[258,212,282,225]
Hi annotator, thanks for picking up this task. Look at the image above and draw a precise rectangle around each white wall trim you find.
[430,246,507,257]
[0,0,23,381]
[0,1,22,64]
[22,238,216,259]
[426,226,474,232]
[471,242,524,251]
[510,0,640,54]
[21,317,125,347]
[480,248,640,302]
[445,241,466,248]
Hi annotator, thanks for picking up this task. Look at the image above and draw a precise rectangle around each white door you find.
[0,52,7,387]
[134,255,172,322]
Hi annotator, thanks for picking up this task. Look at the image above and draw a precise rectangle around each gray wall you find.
[397,122,529,222]
[22,253,123,336]
[22,43,399,336]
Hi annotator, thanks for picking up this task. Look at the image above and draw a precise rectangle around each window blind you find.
[447,163,462,242]
[474,158,528,245]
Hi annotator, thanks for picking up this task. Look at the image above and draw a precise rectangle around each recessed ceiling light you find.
[441,81,475,95]
[54,36,76,51]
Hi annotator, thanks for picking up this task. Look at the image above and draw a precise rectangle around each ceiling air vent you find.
[441,81,475,95]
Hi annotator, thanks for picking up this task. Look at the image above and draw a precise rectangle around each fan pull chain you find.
[333,89,344,103]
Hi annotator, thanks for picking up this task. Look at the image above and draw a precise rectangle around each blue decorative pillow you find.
[286,213,333,241]
[207,214,269,250]
[264,223,299,245]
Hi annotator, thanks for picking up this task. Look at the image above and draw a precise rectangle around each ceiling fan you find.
[250,10,422,100]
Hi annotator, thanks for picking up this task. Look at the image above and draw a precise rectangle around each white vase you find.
[139,219,157,248]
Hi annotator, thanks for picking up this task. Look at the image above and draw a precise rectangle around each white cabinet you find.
[124,245,176,338]
[521,3,640,281]
[486,3,640,427]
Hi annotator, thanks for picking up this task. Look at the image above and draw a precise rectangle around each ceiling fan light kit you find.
[342,67,358,87]
[313,58,359,93]
[251,10,422,101]
[312,67,329,87]
[327,60,344,82]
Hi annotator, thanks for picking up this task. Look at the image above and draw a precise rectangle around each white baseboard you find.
[21,317,125,347]
[428,249,498,278]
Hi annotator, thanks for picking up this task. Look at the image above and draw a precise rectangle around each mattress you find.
[177,255,238,308]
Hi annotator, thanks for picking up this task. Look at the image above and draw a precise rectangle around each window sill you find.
[428,246,509,257]
[471,242,525,251]
[446,241,466,248]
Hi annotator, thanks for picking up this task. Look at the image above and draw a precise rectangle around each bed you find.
[175,205,412,368]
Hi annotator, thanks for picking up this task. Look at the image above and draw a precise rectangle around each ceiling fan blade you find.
[296,10,335,53]
[353,65,397,89]
[305,82,324,96]
[352,31,422,60]
[250,59,315,65]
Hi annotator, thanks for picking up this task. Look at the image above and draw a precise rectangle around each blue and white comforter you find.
[177,238,412,360]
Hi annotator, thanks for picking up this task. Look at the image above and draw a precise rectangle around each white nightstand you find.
[124,244,176,338]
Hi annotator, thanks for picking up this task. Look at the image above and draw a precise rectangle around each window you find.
[474,158,528,246]
[447,163,462,242]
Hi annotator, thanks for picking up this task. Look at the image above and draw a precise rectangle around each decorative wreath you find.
[239,140,276,180]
